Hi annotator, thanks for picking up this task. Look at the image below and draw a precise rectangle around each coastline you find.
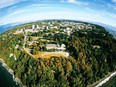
[95,71,116,87]
[0,58,116,87]
[0,58,23,87]
[88,71,116,87]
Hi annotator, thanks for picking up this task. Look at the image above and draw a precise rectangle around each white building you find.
[32,25,35,29]
[46,44,66,51]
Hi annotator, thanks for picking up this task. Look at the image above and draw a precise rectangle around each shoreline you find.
[0,58,23,87]
[87,71,116,87]
[0,58,116,87]
[95,71,116,87]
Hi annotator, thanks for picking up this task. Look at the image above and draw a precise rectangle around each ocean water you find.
[0,62,20,87]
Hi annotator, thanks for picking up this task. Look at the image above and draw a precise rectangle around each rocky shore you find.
[95,71,116,87]
[0,58,23,87]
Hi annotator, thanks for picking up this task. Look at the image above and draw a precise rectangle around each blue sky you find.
[0,0,116,27]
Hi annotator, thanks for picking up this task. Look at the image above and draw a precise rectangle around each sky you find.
[0,0,116,27]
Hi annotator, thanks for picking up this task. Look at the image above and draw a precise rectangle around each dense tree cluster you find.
[0,23,116,87]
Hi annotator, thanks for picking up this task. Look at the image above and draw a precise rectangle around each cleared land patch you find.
[34,52,69,59]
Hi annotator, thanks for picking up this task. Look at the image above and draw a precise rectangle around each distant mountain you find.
[95,23,116,38]
[87,21,116,38]
[0,22,24,34]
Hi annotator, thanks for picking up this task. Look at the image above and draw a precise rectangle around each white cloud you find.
[112,0,116,2]
[1,8,116,27]
[67,0,89,5]
[68,0,76,3]
[0,1,116,27]
[8,10,26,16]
[0,0,21,9]
[60,0,65,2]
[28,4,54,8]
[96,0,106,3]
[86,8,99,14]
[102,10,116,18]
[107,3,116,10]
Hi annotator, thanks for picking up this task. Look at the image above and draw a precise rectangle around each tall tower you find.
[37,25,39,29]
[32,25,35,29]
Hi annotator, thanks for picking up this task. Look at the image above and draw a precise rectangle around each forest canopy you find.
[0,20,116,87]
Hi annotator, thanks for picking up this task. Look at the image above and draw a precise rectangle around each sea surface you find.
[0,62,20,87]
